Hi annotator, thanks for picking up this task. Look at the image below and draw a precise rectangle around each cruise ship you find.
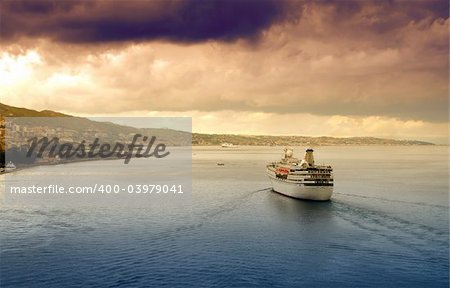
[266,148,333,201]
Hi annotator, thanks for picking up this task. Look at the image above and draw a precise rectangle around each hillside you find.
[0,103,69,117]
[0,103,191,142]
[0,103,194,167]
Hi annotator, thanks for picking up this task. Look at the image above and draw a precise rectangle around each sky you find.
[0,0,448,143]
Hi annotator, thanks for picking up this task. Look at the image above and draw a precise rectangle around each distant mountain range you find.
[0,103,434,146]
[192,134,433,146]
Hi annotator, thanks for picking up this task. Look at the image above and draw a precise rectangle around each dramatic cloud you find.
[0,0,448,142]
[1,0,292,43]
[1,0,447,44]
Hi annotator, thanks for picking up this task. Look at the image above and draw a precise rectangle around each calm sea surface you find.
[1,146,448,287]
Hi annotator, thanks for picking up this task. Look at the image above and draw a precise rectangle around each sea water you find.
[0,146,448,287]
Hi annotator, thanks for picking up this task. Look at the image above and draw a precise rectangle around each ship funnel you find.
[304,148,315,165]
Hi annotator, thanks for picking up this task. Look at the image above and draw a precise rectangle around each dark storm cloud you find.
[2,0,447,44]
[1,0,293,43]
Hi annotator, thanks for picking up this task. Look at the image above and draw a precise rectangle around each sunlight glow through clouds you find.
[0,50,41,87]
[46,73,85,88]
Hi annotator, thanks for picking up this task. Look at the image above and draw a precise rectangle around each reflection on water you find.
[0,146,448,287]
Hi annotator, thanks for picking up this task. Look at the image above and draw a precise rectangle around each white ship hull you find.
[268,176,333,201]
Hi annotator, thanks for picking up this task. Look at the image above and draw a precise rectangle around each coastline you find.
[2,144,445,175]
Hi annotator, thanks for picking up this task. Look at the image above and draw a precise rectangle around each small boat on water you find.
[5,161,17,172]
[221,143,237,148]
[266,148,333,201]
